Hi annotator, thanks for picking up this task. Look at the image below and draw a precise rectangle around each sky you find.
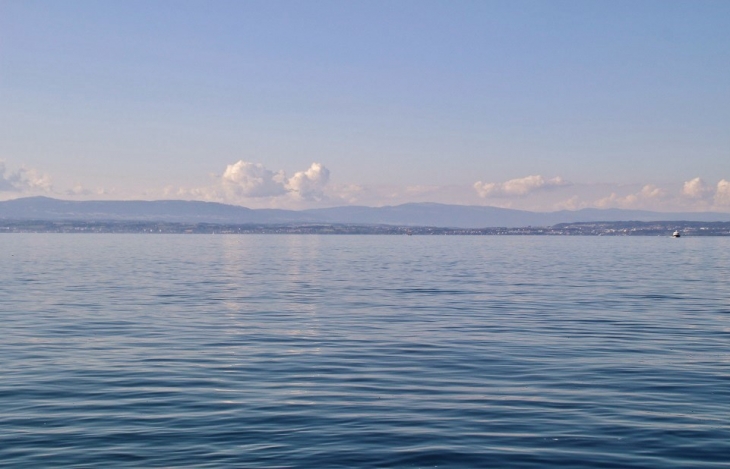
[1,0,729,211]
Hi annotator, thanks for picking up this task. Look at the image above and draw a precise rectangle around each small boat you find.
[672,230,681,238]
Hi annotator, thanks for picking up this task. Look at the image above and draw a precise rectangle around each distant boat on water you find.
[672,230,681,238]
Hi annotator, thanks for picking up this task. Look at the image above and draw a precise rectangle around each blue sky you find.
[1,0,729,210]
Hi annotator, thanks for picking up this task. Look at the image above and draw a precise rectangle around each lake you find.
[1,234,729,467]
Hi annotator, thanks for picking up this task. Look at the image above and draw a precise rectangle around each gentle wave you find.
[1,235,729,467]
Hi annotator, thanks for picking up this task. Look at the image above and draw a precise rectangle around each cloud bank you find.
[0,161,52,193]
[151,172,730,212]
[555,178,729,212]
[474,175,568,198]
[5,157,728,214]
[594,184,667,209]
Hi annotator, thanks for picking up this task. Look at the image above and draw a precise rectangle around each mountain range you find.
[2,196,730,228]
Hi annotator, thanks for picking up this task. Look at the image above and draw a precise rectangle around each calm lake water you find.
[1,234,729,468]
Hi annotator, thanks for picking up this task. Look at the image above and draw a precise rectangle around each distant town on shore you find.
[2,220,729,236]
[2,197,730,235]
[3,197,730,230]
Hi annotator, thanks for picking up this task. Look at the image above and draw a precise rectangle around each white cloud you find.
[214,160,332,203]
[66,184,91,196]
[595,192,639,209]
[66,184,118,197]
[222,161,288,198]
[324,183,365,204]
[553,196,588,211]
[681,177,712,199]
[0,161,52,193]
[594,184,668,209]
[715,179,730,206]
[474,175,568,198]
[640,184,666,199]
[65,164,729,213]
[286,162,330,201]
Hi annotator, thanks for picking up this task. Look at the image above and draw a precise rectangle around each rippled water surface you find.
[1,234,729,467]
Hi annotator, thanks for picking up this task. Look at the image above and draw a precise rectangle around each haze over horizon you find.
[1,1,729,212]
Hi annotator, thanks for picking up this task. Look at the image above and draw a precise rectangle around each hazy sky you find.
[1,0,729,211]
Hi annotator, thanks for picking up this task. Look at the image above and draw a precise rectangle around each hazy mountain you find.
[304,203,730,227]
[303,203,546,227]
[2,197,730,228]
[0,196,316,224]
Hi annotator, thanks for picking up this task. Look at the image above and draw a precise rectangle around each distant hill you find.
[2,197,730,228]
[305,203,730,227]
[0,196,316,224]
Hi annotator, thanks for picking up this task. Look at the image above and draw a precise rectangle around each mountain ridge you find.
[2,196,729,228]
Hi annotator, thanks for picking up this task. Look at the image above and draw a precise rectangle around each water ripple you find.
[1,235,729,467]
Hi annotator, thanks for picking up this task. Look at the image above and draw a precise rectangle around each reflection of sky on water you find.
[2,234,730,467]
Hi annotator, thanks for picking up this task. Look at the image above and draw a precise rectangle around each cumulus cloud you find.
[715,179,730,206]
[0,161,52,193]
[594,184,668,209]
[222,161,288,198]
[474,175,568,198]
[286,162,330,200]
[639,184,666,199]
[681,177,712,199]
[219,160,330,201]
[65,184,115,197]
[66,184,91,196]
[676,177,730,210]
[553,196,588,211]
[594,192,639,209]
